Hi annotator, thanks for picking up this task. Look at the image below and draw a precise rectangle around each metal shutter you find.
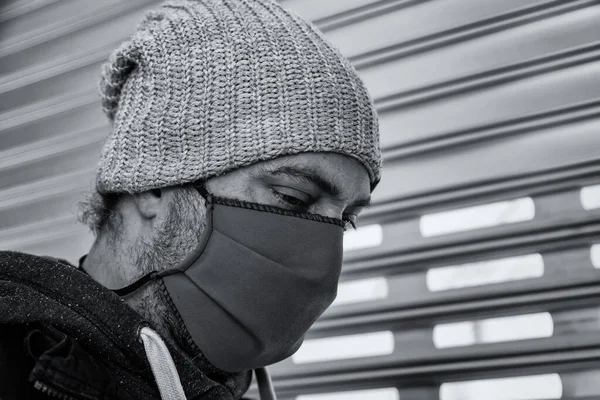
[0,0,165,260]
[2,0,600,399]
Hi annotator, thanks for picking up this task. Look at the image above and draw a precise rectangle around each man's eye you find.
[280,193,307,207]
[272,189,311,209]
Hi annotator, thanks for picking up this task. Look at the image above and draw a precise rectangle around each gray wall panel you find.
[359,6,600,100]
[1,0,125,44]
[282,0,379,22]
[378,61,600,150]
[324,0,548,58]
[0,60,101,113]
[0,1,159,75]
[375,118,600,203]
[0,102,105,149]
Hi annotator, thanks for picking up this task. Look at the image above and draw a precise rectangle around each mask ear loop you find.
[112,271,159,296]
[113,181,213,297]
[150,180,216,276]
[194,181,213,202]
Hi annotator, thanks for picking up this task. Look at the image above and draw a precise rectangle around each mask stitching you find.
[156,279,245,400]
[157,278,202,357]
[210,196,345,227]
[193,183,344,227]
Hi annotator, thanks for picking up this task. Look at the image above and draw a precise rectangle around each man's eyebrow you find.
[267,166,372,209]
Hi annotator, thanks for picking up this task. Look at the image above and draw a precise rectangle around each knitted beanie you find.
[97,0,381,194]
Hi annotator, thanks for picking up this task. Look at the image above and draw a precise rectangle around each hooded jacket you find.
[0,251,259,399]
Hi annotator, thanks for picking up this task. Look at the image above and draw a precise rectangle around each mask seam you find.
[211,196,345,227]
[161,262,268,357]
[157,279,242,399]
[157,278,202,357]
[212,227,337,282]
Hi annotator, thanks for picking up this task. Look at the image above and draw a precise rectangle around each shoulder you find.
[0,250,75,267]
[0,251,80,284]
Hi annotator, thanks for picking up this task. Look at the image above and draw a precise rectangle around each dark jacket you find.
[0,251,252,400]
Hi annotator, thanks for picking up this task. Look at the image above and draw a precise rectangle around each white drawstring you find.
[140,326,187,400]
[140,326,277,400]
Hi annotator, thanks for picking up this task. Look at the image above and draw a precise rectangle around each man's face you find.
[124,151,372,350]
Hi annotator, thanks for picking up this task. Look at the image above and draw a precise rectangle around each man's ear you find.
[132,189,163,219]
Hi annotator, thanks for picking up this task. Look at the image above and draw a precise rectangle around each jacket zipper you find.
[33,381,80,400]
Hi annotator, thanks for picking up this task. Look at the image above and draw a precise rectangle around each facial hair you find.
[125,187,206,353]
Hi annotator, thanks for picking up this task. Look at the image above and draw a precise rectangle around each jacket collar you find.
[0,251,251,399]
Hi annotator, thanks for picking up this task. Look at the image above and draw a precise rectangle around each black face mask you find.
[116,185,344,372]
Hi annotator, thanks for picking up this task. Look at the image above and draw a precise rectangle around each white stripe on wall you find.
[292,331,394,364]
[332,277,389,306]
[426,254,544,292]
[433,312,553,349]
[343,224,383,251]
[297,388,400,400]
[591,244,600,268]
[581,184,600,210]
[440,374,562,400]
[420,197,535,237]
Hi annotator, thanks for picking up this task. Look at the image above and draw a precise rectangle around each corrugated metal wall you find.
[1,0,600,398]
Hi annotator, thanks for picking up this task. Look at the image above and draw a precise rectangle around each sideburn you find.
[126,185,207,355]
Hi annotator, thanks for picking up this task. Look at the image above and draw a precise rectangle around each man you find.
[0,0,381,398]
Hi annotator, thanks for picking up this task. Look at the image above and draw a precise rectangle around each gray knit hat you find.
[97,0,381,194]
